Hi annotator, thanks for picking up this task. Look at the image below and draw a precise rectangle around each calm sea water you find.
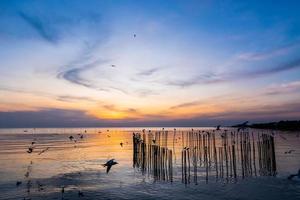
[0,127,299,200]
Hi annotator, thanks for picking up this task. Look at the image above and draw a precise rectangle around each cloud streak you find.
[57,58,110,92]
[19,11,58,43]
[165,57,300,87]
[264,81,300,95]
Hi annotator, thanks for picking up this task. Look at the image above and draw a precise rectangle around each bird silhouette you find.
[69,136,74,140]
[288,169,300,180]
[78,191,84,197]
[111,65,116,67]
[120,142,123,147]
[134,34,136,38]
[27,147,33,153]
[237,121,249,132]
[216,125,221,130]
[279,135,287,140]
[16,181,22,186]
[285,150,295,154]
[102,159,118,173]
[38,147,49,155]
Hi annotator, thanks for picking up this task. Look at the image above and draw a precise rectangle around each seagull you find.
[37,181,44,191]
[288,169,300,180]
[61,186,65,199]
[237,121,249,132]
[102,159,118,173]
[285,150,295,154]
[38,147,50,155]
[216,125,221,131]
[78,191,84,197]
[27,147,34,153]
[279,135,287,140]
[111,65,116,67]
[16,181,22,186]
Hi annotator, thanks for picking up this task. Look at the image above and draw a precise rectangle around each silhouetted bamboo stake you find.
[204,147,208,183]
[193,148,198,185]
[213,133,218,179]
[252,132,257,176]
[232,144,237,179]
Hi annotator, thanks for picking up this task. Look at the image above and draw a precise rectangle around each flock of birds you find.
[14,124,300,199]
[16,129,122,199]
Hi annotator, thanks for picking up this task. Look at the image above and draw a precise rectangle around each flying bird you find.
[78,191,84,197]
[288,169,300,180]
[134,34,136,38]
[102,159,118,173]
[38,147,50,155]
[69,136,74,140]
[16,181,22,186]
[279,135,287,140]
[120,142,123,147]
[285,150,295,154]
[111,65,116,67]
[27,147,34,153]
[237,121,249,132]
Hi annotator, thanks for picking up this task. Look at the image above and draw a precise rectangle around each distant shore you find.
[232,120,300,131]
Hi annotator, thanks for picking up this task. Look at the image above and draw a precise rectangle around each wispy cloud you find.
[237,42,300,61]
[248,58,300,77]
[57,59,109,91]
[170,101,202,109]
[56,95,98,103]
[0,108,101,128]
[165,57,300,87]
[19,11,58,43]
[264,81,300,95]
[166,72,224,87]
[137,67,160,76]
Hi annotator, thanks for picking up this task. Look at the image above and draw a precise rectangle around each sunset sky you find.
[1,0,300,127]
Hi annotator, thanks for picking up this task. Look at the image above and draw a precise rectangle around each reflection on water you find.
[0,128,299,200]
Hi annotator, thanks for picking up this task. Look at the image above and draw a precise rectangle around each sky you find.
[0,0,300,127]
